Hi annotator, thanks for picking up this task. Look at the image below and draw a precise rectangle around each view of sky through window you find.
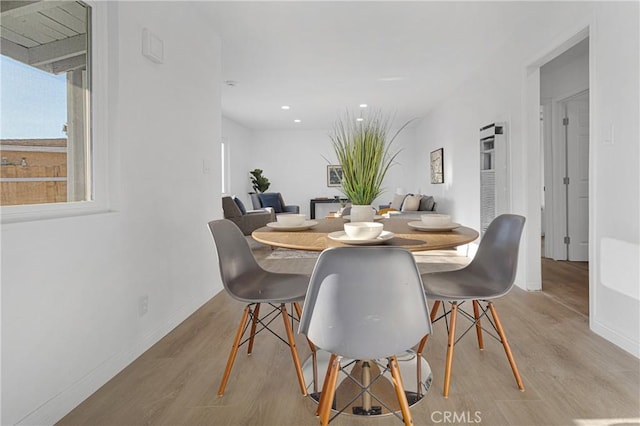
[1,55,67,139]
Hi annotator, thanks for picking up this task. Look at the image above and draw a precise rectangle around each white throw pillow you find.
[401,194,422,211]
[390,193,407,210]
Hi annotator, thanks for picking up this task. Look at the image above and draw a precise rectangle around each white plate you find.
[266,220,318,231]
[342,215,384,221]
[408,221,461,231]
[328,230,395,245]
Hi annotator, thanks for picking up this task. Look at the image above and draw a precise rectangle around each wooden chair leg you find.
[416,299,441,396]
[319,355,340,426]
[443,302,458,398]
[316,353,337,416]
[293,302,319,394]
[488,302,524,391]
[389,355,414,426]
[247,303,261,355]
[416,334,427,398]
[472,300,485,350]
[417,300,441,354]
[430,300,442,323]
[293,302,303,319]
[281,304,307,396]
[218,306,251,397]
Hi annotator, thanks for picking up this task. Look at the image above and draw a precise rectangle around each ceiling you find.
[0,1,87,74]
[206,1,555,131]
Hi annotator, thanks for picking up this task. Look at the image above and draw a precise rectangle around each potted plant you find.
[329,109,412,221]
[249,168,270,193]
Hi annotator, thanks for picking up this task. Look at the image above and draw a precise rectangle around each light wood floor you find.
[58,248,640,426]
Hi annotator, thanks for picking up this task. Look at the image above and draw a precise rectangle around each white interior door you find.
[565,92,589,261]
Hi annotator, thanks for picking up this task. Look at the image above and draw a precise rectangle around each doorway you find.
[539,36,590,308]
[543,90,589,261]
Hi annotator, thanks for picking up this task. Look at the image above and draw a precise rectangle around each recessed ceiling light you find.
[356,117,364,122]
[377,77,405,82]
[294,119,301,123]
[359,104,368,108]
[281,105,290,110]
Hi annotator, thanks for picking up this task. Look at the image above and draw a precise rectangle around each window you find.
[221,137,230,195]
[1,1,91,207]
[221,140,226,193]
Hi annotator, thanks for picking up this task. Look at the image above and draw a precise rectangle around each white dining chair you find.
[417,214,526,397]
[299,246,432,425]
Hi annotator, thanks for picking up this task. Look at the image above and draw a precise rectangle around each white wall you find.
[540,39,589,100]
[230,125,421,218]
[1,3,223,424]
[415,2,639,356]
[589,2,639,356]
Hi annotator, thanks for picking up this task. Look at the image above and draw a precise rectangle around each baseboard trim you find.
[17,295,209,426]
[591,320,640,358]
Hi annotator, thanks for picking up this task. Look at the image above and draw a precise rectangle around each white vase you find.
[350,205,375,222]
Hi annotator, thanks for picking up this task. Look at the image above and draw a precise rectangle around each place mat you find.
[266,248,469,264]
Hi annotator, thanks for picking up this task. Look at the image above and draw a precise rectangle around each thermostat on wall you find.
[142,28,164,64]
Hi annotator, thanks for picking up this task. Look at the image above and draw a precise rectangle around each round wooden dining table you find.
[252,216,479,417]
[252,216,479,252]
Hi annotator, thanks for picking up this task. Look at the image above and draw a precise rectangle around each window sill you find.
[1,201,114,225]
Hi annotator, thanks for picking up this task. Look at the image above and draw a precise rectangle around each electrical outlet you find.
[138,295,148,316]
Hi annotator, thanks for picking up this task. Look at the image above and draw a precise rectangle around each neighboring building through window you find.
[1,1,91,206]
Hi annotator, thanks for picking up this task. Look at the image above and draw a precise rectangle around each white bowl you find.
[421,214,451,226]
[276,214,306,226]
[344,222,383,240]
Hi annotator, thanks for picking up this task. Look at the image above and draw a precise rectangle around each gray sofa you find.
[379,193,437,214]
[222,196,275,235]
[250,192,300,214]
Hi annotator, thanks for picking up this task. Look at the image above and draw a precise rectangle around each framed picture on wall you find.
[327,165,343,187]
[430,148,444,184]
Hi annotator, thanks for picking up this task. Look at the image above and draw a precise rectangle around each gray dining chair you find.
[208,219,310,397]
[417,214,526,397]
[299,247,432,426]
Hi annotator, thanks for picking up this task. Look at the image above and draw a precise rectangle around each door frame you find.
[523,23,591,293]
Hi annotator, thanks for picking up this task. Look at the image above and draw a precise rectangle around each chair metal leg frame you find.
[316,356,414,425]
[217,302,308,397]
[317,359,361,420]
[245,303,291,345]
[338,360,396,418]
[430,300,524,397]
[447,301,508,348]
[319,358,361,417]
[245,302,303,347]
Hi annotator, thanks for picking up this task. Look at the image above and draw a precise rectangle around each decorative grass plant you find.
[329,109,412,205]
